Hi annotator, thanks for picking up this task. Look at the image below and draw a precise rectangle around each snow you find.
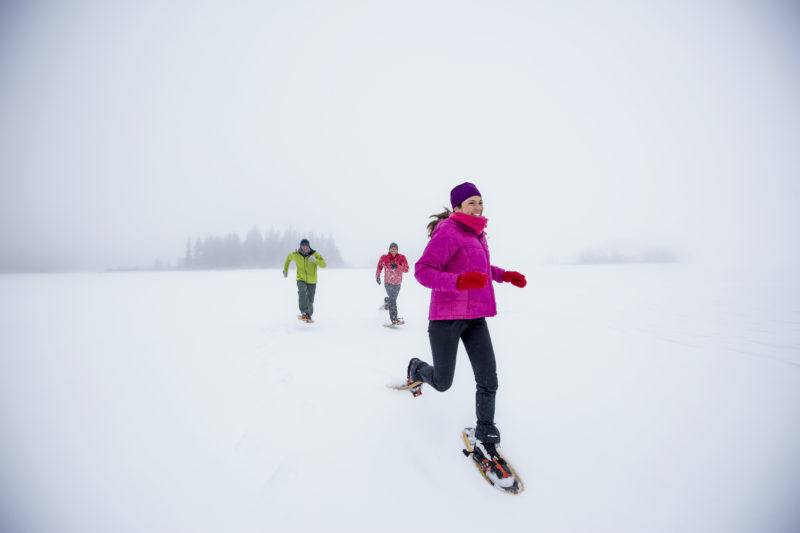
[1,265,799,533]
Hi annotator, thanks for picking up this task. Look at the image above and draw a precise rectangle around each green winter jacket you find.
[284,249,327,283]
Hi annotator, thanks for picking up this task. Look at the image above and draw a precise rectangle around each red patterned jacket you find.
[376,253,409,285]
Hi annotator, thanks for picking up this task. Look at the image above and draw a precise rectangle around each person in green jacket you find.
[283,238,327,322]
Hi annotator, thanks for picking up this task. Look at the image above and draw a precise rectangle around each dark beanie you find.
[450,181,482,208]
[300,238,310,247]
[389,242,398,251]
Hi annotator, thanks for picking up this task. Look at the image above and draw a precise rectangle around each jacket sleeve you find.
[376,256,384,278]
[414,231,459,291]
[399,255,410,273]
[283,253,293,272]
[314,252,327,268]
[490,265,505,283]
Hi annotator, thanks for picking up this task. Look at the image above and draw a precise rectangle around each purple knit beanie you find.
[450,182,482,208]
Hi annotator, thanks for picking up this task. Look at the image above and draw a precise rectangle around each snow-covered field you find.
[1,265,799,533]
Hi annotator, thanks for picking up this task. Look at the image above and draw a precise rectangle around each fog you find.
[1,0,798,271]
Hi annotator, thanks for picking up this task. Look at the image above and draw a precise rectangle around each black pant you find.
[384,282,401,322]
[297,281,317,316]
[415,318,500,443]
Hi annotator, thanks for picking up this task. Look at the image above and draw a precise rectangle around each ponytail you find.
[427,207,452,238]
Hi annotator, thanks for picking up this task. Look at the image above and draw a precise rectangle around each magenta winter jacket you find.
[415,216,505,320]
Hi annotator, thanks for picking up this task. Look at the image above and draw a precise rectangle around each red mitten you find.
[502,271,527,288]
[457,271,489,290]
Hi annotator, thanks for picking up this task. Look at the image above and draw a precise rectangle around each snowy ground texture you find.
[1,265,799,533]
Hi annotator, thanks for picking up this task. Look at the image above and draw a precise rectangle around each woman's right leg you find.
[461,318,500,443]
[414,319,466,392]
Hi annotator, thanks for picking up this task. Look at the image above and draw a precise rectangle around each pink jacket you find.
[414,216,505,320]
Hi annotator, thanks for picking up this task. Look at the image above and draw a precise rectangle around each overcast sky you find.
[1,0,798,271]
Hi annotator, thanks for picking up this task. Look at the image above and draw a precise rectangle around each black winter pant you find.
[297,281,317,317]
[414,318,501,443]
[384,282,401,322]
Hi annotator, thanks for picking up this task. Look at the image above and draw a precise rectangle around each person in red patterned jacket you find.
[376,243,410,325]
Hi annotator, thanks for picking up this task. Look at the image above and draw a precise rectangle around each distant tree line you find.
[178,227,344,270]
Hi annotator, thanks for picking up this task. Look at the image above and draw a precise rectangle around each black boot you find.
[473,439,514,487]
[407,357,422,381]
[406,358,423,397]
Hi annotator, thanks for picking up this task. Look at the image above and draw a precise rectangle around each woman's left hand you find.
[502,271,527,288]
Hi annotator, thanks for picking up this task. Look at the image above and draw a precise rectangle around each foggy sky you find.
[1,0,798,271]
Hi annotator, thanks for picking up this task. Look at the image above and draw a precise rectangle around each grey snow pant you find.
[297,280,317,317]
[384,282,401,322]
[414,318,501,443]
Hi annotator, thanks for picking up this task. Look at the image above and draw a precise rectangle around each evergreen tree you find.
[193,238,205,269]
[184,239,193,269]
[243,226,264,268]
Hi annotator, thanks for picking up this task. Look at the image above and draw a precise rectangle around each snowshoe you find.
[461,428,524,494]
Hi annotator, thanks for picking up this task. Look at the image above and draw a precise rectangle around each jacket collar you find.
[450,212,488,236]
